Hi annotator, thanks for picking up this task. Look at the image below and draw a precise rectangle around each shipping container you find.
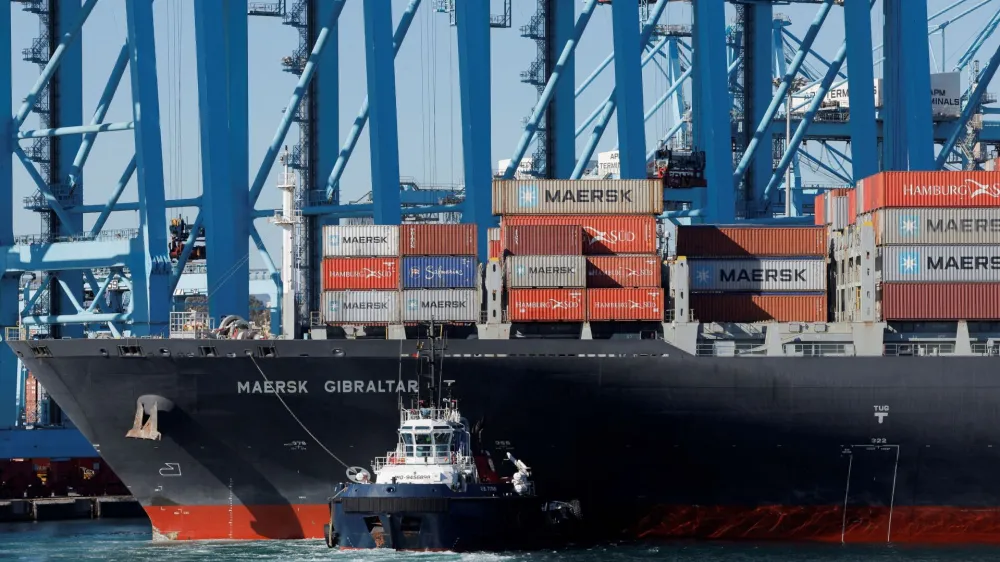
[401,289,479,323]
[587,288,664,321]
[507,288,586,322]
[321,290,400,324]
[831,196,849,231]
[814,193,827,226]
[879,283,1000,320]
[501,215,657,254]
[322,257,400,290]
[688,258,827,292]
[689,293,828,323]
[879,245,1000,283]
[503,225,581,255]
[488,228,501,261]
[492,179,664,215]
[676,226,827,257]
[859,171,1000,211]
[23,372,38,425]
[402,257,478,289]
[505,255,586,288]
[400,224,477,256]
[586,255,661,288]
[862,208,1000,246]
[321,225,398,257]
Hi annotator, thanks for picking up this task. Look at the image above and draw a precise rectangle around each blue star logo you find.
[898,251,920,275]
[328,300,340,312]
[898,216,919,237]
[515,265,526,276]
[693,267,713,286]
[518,184,539,208]
[328,234,340,246]
[407,299,419,310]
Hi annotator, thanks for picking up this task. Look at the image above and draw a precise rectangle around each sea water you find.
[2,520,1000,561]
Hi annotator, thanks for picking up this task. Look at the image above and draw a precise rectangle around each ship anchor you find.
[126,400,162,441]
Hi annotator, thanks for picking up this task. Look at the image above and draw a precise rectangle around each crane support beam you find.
[610,0,646,179]
[936,42,1000,168]
[68,42,131,188]
[883,0,934,170]
[0,1,16,430]
[747,3,774,214]
[844,0,878,182]
[549,0,577,178]
[363,2,402,225]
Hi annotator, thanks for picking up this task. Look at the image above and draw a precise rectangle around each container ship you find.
[12,172,1000,544]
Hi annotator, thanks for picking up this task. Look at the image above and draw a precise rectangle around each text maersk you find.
[720,268,807,282]
[332,236,389,245]
[544,189,632,203]
[238,379,420,394]
[928,219,1000,233]
[928,256,1000,270]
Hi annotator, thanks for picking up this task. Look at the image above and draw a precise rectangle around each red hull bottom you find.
[146,503,1000,543]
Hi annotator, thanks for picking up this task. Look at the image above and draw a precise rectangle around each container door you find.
[840,444,900,543]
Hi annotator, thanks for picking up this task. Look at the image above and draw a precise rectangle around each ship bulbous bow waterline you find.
[13,336,1000,543]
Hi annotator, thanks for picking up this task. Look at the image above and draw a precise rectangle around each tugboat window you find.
[415,433,433,457]
[433,431,452,457]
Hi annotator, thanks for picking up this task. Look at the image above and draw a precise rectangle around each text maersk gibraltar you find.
[238,379,420,394]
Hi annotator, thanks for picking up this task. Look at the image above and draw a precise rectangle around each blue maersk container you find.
[402,256,478,289]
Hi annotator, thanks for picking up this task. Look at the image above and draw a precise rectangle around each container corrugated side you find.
[492,179,663,215]
[503,225,581,255]
[690,293,827,322]
[507,288,586,322]
[879,245,1000,283]
[501,215,657,254]
[401,257,478,289]
[321,225,398,257]
[401,289,479,323]
[814,193,827,225]
[863,171,1000,210]
[864,208,1000,245]
[400,224,477,256]
[321,290,399,324]
[488,228,501,261]
[586,256,661,288]
[880,283,1000,320]
[676,226,827,257]
[505,255,585,288]
[831,196,849,231]
[322,257,400,290]
[587,288,663,321]
[688,258,826,292]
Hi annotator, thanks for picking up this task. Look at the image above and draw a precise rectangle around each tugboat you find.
[324,321,582,552]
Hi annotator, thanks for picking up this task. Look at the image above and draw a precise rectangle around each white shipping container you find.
[505,255,586,288]
[497,157,535,180]
[879,245,1000,283]
[866,208,1000,246]
[791,72,960,119]
[688,258,827,292]
[831,196,849,231]
[321,291,399,324]
[401,289,479,323]
[322,225,399,257]
[492,179,664,215]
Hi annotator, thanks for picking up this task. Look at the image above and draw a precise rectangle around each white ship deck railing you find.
[372,451,477,473]
[400,407,461,424]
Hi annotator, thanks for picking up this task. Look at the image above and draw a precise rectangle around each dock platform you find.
[0,496,143,523]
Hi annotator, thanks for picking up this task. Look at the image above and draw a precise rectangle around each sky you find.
[8,0,1000,272]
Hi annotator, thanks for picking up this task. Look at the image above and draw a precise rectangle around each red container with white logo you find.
[586,256,661,288]
[587,288,664,321]
[400,224,477,256]
[322,257,400,290]
[501,215,656,254]
[861,171,1000,210]
[507,288,585,322]
[503,225,581,256]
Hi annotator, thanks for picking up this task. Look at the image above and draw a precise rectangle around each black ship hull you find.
[11,337,1000,543]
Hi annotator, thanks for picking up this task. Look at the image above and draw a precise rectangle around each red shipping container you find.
[400,224,477,256]
[880,283,1000,321]
[675,226,827,257]
[587,288,663,321]
[586,256,661,288]
[862,171,1000,210]
[848,189,857,225]
[322,257,400,290]
[488,228,501,261]
[507,288,585,322]
[814,194,826,226]
[689,293,827,323]
[501,215,657,254]
[503,225,581,255]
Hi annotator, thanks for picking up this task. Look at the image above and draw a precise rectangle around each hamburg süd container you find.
[507,288,586,322]
[587,288,664,321]
[322,257,400,290]
[402,256,478,289]
[321,290,400,324]
[401,289,479,323]
[585,256,661,288]
[492,179,664,215]
[688,258,826,292]
[321,225,399,257]
[858,171,1000,212]
[862,208,1000,246]
[503,225,581,256]
[501,215,657,255]
[879,283,1000,320]
[675,225,827,257]
[689,293,828,323]
[488,227,501,261]
[400,224,477,256]
[878,245,1000,283]
[505,255,586,288]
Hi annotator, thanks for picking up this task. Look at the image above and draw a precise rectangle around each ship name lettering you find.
[720,268,806,283]
[927,255,1000,270]
[324,379,419,393]
[237,380,308,394]
[927,218,1000,234]
[544,189,632,204]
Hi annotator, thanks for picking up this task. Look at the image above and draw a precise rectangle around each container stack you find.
[675,226,829,323]
[492,179,665,323]
[399,224,480,324]
[321,225,401,325]
[842,171,1000,321]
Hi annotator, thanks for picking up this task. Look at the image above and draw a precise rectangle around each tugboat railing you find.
[399,407,462,425]
[372,451,477,474]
